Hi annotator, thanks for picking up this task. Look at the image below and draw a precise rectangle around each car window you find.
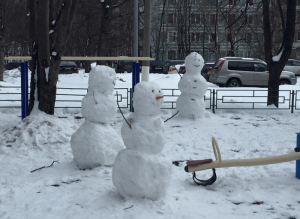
[292,60,300,66]
[228,61,238,70]
[214,59,224,69]
[237,62,254,71]
[203,64,213,69]
[60,62,76,66]
[254,63,267,72]
[286,60,293,66]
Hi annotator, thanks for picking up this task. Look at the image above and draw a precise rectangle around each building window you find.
[191,33,195,42]
[168,32,177,42]
[244,50,251,57]
[297,32,300,41]
[191,13,200,24]
[168,51,176,59]
[228,0,237,5]
[168,0,176,5]
[210,14,216,25]
[190,0,196,5]
[247,0,253,5]
[210,33,216,43]
[196,14,200,23]
[228,14,235,25]
[245,32,252,42]
[196,32,200,41]
[168,13,176,24]
[248,15,253,24]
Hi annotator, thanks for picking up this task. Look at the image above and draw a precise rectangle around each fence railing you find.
[1,86,300,113]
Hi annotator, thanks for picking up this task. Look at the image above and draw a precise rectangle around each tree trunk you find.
[0,0,4,81]
[0,34,4,82]
[262,0,296,107]
[97,5,111,65]
[84,60,90,73]
[29,0,79,115]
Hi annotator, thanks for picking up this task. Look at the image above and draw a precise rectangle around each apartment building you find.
[151,0,300,61]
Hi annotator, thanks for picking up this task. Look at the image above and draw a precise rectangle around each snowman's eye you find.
[152,90,154,92]
[194,80,197,82]
[159,90,161,93]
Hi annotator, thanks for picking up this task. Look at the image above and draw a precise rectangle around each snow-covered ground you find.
[1,68,300,219]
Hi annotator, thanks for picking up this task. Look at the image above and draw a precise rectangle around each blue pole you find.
[132,62,136,93]
[20,62,29,119]
[25,61,28,116]
[296,133,300,179]
[132,62,136,112]
[135,62,140,85]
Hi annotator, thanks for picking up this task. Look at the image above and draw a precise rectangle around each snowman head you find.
[185,52,204,74]
[88,65,117,93]
[133,82,164,116]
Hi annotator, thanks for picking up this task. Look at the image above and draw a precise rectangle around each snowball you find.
[132,81,164,116]
[88,65,116,93]
[112,149,172,201]
[176,94,206,119]
[184,52,204,74]
[71,120,124,169]
[178,74,207,96]
[81,92,116,124]
[121,114,165,154]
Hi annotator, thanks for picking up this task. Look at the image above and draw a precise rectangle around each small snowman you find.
[71,65,124,169]
[176,52,210,119]
[112,82,172,201]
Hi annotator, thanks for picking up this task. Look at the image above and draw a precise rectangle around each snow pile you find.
[113,82,172,200]
[4,69,21,78]
[71,65,124,169]
[0,110,76,157]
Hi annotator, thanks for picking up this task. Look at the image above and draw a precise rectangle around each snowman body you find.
[71,65,124,169]
[112,82,172,201]
[176,52,209,119]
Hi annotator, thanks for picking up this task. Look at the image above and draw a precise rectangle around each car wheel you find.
[227,78,241,87]
[279,79,290,85]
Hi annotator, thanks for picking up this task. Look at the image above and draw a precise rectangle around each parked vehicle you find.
[202,62,215,81]
[4,62,21,70]
[209,57,296,87]
[150,60,167,73]
[284,59,300,76]
[164,60,185,74]
[178,65,186,74]
[115,60,133,73]
[169,61,214,79]
[59,61,79,74]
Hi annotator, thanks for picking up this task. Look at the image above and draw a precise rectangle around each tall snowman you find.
[176,52,210,119]
[112,81,172,201]
[71,65,124,169]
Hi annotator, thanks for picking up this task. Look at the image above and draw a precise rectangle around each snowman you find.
[176,52,210,119]
[112,81,172,201]
[70,65,124,169]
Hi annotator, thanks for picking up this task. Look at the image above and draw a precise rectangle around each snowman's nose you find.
[156,96,164,100]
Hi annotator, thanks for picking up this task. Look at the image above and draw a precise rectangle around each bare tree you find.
[0,0,4,81]
[29,0,79,115]
[262,0,296,107]
[96,0,130,65]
